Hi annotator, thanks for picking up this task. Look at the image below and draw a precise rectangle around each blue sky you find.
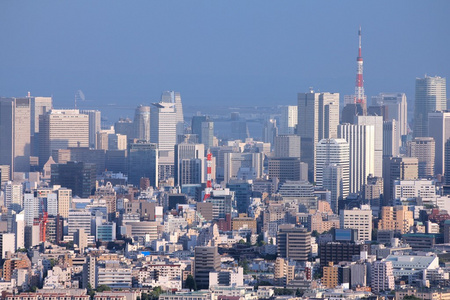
[0,1,448,113]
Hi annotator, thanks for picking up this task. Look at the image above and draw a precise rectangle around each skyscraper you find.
[174,142,205,186]
[161,91,184,137]
[315,138,349,200]
[80,110,101,149]
[297,91,339,181]
[279,105,298,135]
[128,142,159,187]
[133,105,151,141]
[372,93,408,137]
[30,95,52,157]
[356,116,383,177]
[274,135,301,158]
[51,162,96,198]
[427,111,450,176]
[383,120,400,157]
[150,102,177,152]
[338,124,375,194]
[407,137,435,178]
[39,109,89,167]
[323,164,344,214]
[0,98,31,176]
[201,121,214,150]
[191,115,208,139]
[414,75,447,138]
[382,157,418,205]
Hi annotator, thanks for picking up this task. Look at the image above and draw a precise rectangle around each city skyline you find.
[0,1,448,112]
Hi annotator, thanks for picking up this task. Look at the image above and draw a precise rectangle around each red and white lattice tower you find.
[203,150,212,202]
[354,26,365,107]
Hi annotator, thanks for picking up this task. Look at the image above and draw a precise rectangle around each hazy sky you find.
[0,1,448,113]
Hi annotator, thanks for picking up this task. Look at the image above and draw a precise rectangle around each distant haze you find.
[0,1,448,118]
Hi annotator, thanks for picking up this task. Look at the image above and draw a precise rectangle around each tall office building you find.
[383,120,400,157]
[223,152,264,184]
[51,162,96,198]
[150,102,177,152]
[39,109,89,167]
[128,142,159,187]
[174,143,205,186]
[414,76,447,138]
[201,121,214,150]
[0,98,31,176]
[407,137,435,178]
[338,124,375,194]
[297,91,339,181]
[161,91,184,137]
[133,105,151,141]
[114,118,134,141]
[274,135,301,158]
[262,119,277,145]
[30,96,52,157]
[80,110,101,149]
[191,116,208,138]
[428,111,450,176]
[315,139,349,200]
[323,164,344,214]
[372,93,408,137]
[279,105,298,135]
[382,157,418,205]
[194,246,221,289]
[357,116,383,177]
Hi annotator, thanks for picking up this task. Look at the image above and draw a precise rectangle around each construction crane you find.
[39,197,48,243]
[203,150,213,202]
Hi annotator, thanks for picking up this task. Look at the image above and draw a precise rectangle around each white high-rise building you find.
[161,91,184,137]
[297,91,339,181]
[279,106,298,135]
[23,193,39,227]
[414,76,447,138]
[338,124,375,194]
[315,139,349,199]
[340,205,372,241]
[12,211,25,250]
[428,111,450,176]
[357,116,383,177]
[80,110,101,149]
[39,109,89,167]
[372,93,407,137]
[151,102,177,153]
